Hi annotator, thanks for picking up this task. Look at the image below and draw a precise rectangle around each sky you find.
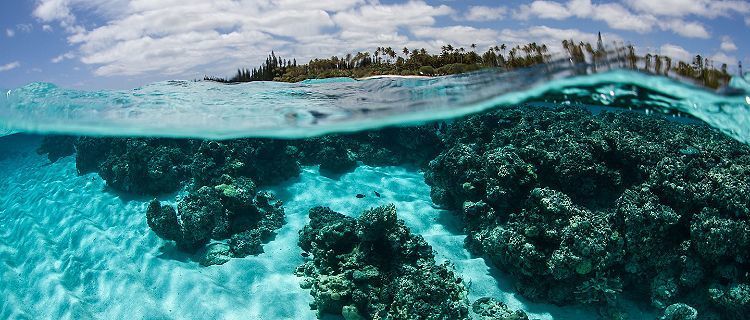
[0,0,748,89]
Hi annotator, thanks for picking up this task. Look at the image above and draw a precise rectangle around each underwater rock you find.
[190,139,301,187]
[297,124,443,172]
[228,229,263,257]
[74,137,194,195]
[175,186,227,250]
[315,139,358,175]
[74,137,121,174]
[424,106,750,316]
[146,177,284,261]
[659,303,698,320]
[197,243,232,267]
[471,297,529,320]
[36,135,77,163]
[72,123,439,196]
[296,204,469,319]
[146,199,180,241]
[74,137,301,195]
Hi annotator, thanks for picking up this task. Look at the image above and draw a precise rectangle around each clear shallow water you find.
[1,60,749,320]
[2,67,749,143]
[0,136,659,320]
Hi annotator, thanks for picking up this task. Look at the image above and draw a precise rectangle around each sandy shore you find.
[357,74,434,80]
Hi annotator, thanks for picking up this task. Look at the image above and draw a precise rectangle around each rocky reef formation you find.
[425,106,750,318]
[297,125,443,176]
[64,125,440,265]
[36,135,77,163]
[72,138,300,195]
[147,175,284,265]
[40,104,750,317]
[295,204,471,319]
[71,125,441,196]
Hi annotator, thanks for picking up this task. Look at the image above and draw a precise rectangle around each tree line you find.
[204,38,733,89]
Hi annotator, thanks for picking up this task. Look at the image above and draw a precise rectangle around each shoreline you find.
[356,74,434,80]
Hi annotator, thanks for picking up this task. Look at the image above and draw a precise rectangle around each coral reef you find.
[472,297,529,320]
[425,106,750,317]
[57,105,750,317]
[36,135,77,163]
[74,137,195,195]
[297,125,443,175]
[296,204,470,319]
[71,124,439,194]
[146,175,284,265]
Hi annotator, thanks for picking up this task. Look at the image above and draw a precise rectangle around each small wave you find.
[1,55,749,143]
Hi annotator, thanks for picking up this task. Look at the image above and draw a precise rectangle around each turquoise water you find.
[2,136,641,319]
[1,66,750,320]
[2,68,749,142]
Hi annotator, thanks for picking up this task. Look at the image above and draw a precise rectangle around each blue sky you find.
[1,0,748,89]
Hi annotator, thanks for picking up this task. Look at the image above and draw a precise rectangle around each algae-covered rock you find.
[146,179,284,261]
[424,106,750,316]
[229,229,263,257]
[198,243,232,266]
[472,297,529,320]
[146,199,180,241]
[102,139,193,195]
[37,135,77,163]
[660,303,698,320]
[175,186,226,250]
[297,204,469,319]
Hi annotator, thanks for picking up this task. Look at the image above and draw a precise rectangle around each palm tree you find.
[403,47,409,57]
[470,43,477,51]
[386,47,396,63]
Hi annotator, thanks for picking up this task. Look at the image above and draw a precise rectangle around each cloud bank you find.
[30,0,745,78]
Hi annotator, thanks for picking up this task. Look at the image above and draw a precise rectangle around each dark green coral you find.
[296,204,469,319]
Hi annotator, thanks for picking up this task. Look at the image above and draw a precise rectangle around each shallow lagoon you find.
[0,133,665,320]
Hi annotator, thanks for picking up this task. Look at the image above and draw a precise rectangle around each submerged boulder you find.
[36,135,77,163]
[145,177,285,264]
[145,199,180,241]
[296,204,469,319]
[472,297,529,320]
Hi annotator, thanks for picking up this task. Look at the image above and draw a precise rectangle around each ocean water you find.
[0,135,657,320]
[1,66,750,320]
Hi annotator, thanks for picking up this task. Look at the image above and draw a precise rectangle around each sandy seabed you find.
[0,135,654,319]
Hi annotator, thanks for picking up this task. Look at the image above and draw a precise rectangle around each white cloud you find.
[659,19,710,38]
[0,61,21,72]
[16,24,33,33]
[5,24,34,38]
[33,0,74,22]
[625,0,750,18]
[517,1,571,20]
[711,52,737,66]
[411,26,499,48]
[721,36,737,52]
[746,16,750,26]
[33,0,462,77]
[514,0,710,38]
[464,6,507,21]
[51,52,76,63]
[659,44,692,62]
[27,0,731,82]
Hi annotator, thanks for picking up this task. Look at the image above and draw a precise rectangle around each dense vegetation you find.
[205,37,733,88]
